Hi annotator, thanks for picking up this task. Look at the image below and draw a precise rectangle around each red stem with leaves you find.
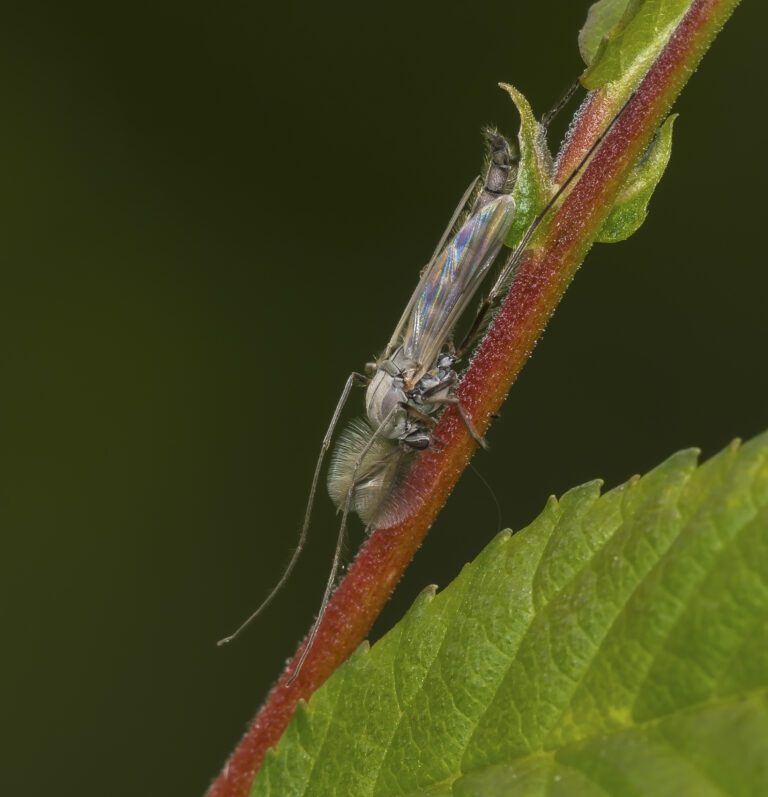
[207,1,741,794]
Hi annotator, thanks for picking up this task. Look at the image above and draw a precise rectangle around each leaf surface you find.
[596,113,677,242]
[579,0,635,66]
[499,83,553,250]
[581,0,692,90]
[253,432,768,796]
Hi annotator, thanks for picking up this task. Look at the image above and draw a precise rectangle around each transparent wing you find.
[383,178,479,358]
[402,194,515,371]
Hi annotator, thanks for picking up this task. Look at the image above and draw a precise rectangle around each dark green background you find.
[1,2,762,795]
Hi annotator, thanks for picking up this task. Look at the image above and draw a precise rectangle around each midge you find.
[218,129,520,668]
[219,82,632,680]
[330,134,519,520]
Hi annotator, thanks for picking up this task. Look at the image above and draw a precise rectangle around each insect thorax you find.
[327,348,457,528]
[365,346,457,451]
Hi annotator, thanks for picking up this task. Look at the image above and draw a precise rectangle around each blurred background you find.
[0,1,762,794]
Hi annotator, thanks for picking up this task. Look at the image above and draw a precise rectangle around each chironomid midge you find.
[219,80,634,683]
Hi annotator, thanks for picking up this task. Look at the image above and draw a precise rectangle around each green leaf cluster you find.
[499,0,688,252]
[596,112,677,242]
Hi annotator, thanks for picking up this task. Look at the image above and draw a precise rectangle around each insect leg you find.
[467,459,503,533]
[401,404,438,428]
[540,79,580,131]
[428,396,488,450]
[217,371,368,647]
[410,369,486,449]
[287,405,399,683]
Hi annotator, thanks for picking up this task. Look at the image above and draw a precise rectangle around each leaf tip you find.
[559,478,604,506]
[487,529,514,554]
[418,584,439,603]
[677,446,702,464]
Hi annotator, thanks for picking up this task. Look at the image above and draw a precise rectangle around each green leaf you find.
[596,113,677,243]
[579,0,635,66]
[498,83,553,249]
[252,432,768,796]
[581,0,692,91]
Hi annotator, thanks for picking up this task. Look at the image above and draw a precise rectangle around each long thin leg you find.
[540,79,580,131]
[217,371,367,646]
[467,460,503,533]
[429,396,488,450]
[287,405,399,683]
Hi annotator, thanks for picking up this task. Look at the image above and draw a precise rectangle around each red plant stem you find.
[207,2,740,794]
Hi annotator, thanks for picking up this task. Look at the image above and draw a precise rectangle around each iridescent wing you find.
[402,194,515,372]
[383,178,479,359]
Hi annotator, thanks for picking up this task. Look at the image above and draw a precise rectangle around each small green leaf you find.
[582,0,691,91]
[597,113,677,243]
[498,83,553,249]
[579,0,635,66]
[252,432,768,796]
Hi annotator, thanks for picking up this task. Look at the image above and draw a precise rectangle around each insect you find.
[218,130,519,657]
[327,140,518,530]
[219,80,634,681]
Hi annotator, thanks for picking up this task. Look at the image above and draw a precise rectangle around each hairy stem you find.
[207,1,741,794]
